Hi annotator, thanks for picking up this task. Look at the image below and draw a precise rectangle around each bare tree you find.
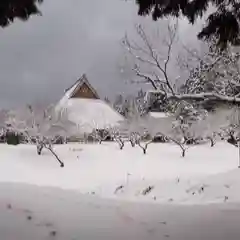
[89,128,112,144]
[123,22,240,106]
[145,114,196,157]
[122,21,179,95]
[5,105,76,167]
[222,107,240,146]
[137,139,153,154]
[116,97,149,151]
[178,40,240,104]
[186,107,231,147]
[110,125,128,150]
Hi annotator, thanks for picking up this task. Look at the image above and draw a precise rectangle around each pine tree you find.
[0,0,42,27]
[135,0,240,48]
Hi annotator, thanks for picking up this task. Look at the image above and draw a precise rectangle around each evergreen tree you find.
[0,0,42,27]
[113,94,125,115]
[135,0,240,48]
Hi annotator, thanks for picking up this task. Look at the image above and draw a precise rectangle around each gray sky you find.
[0,0,201,108]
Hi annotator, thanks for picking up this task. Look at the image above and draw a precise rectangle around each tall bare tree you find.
[122,21,179,95]
[123,23,240,106]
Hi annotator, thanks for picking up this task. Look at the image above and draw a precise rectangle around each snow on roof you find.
[148,112,169,118]
[144,89,165,102]
[56,98,124,132]
[55,75,124,133]
[56,78,124,133]
[65,74,100,99]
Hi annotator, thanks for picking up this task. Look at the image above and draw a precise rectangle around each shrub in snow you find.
[89,128,113,144]
[152,134,169,143]
[5,131,21,145]
[171,100,209,145]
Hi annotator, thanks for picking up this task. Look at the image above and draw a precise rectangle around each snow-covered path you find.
[1,182,240,240]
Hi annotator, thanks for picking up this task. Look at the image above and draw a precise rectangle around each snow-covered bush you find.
[171,101,204,144]
[89,128,113,144]
[221,107,240,146]
[113,95,149,150]
[148,115,190,157]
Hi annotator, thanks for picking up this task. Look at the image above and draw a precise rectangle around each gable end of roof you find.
[64,74,100,99]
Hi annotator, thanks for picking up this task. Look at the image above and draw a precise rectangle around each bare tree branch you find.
[133,65,158,90]
[166,92,240,104]
[122,21,178,95]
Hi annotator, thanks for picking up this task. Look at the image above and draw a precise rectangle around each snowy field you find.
[1,182,240,240]
[1,141,240,239]
[0,141,239,204]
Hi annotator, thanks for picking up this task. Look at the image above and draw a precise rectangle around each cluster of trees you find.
[115,18,240,160]
[1,0,240,167]
[1,20,240,164]
[122,21,240,106]
[0,96,239,168]
[112,89,148,117]
[2,1,239,49]
[135,0,240,49]
[0,104,77,167]
[111,103,228,157]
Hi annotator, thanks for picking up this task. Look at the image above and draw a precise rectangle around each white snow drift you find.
[0,141,239,204]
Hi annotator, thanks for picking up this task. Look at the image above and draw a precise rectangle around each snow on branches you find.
[122,21,179,95]
[4,104,76,167]
[114,100,233,157]
[123,21,240,107]
[180,40,240,105]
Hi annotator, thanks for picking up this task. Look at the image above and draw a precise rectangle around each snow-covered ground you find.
[0,141,239,204]
[1,183,240,240]
[1,141,240,239]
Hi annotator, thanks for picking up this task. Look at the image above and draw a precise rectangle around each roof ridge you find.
[63,74,100,100]
[70,75,100,99]
[64,74,86,93]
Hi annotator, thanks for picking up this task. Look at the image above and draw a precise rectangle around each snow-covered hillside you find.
[0,142,239,204]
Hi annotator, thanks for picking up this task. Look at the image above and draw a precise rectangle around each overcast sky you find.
[0,0,202,108]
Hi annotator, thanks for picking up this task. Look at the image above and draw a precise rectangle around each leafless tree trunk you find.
[129,138,135,147]
[170,137,187,157]
[207,135,216,147]
[137,140,153,154]
[36,138,64,167]
[46,145,64,167]
[114,137,125,150]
